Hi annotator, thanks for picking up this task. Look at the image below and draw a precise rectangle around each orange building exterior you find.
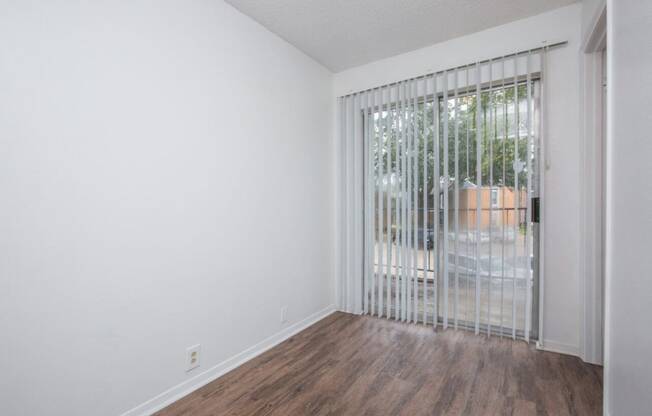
[450,185,528,230]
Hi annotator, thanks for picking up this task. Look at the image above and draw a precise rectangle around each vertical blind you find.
[338,48,550,342]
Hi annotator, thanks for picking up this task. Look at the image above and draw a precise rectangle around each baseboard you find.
[120,304,337,416]
[580,350,604,366]
[536,339,580,358]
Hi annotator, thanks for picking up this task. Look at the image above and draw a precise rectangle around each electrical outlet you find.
[186,344,201,372]
[280,306,288,324]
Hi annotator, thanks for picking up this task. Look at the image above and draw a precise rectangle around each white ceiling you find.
[225,0,577,72]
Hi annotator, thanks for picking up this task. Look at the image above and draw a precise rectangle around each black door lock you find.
[532,197,540,223]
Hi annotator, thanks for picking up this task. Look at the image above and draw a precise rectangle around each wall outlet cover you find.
[186,344,201,372]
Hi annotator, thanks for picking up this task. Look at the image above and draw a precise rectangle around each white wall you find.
[605,1,652,414]
[0,1,334,415]
[334,4,583,355]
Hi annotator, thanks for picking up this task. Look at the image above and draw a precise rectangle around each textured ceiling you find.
[224,0,577,72]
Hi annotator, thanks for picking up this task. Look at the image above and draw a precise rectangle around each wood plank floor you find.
[156,312,602,416]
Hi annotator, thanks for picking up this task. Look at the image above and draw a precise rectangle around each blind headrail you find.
[339,40,567,98]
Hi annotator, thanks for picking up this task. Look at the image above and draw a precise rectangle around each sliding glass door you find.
[365,61,540,340]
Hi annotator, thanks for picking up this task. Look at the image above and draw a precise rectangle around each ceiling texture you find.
[224,0,577,72]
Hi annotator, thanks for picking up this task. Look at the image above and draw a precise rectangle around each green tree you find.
[370,81,536,211]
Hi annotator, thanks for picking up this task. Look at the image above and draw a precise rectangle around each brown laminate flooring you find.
[156,312,602,416]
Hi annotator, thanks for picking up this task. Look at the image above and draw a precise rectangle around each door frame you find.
[579,3,607,365]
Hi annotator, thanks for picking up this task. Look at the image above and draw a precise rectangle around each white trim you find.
[119,305,337,416]
[538,48,547,347]
[335,98,345,310]
[579,2,607,366]
[604,4,614,415]
[536,339,581,358]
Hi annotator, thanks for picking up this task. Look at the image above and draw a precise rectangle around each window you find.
[491,188,499,207]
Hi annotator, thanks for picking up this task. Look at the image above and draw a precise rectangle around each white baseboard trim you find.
[536,339,580,358]
[120,304,337,416]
